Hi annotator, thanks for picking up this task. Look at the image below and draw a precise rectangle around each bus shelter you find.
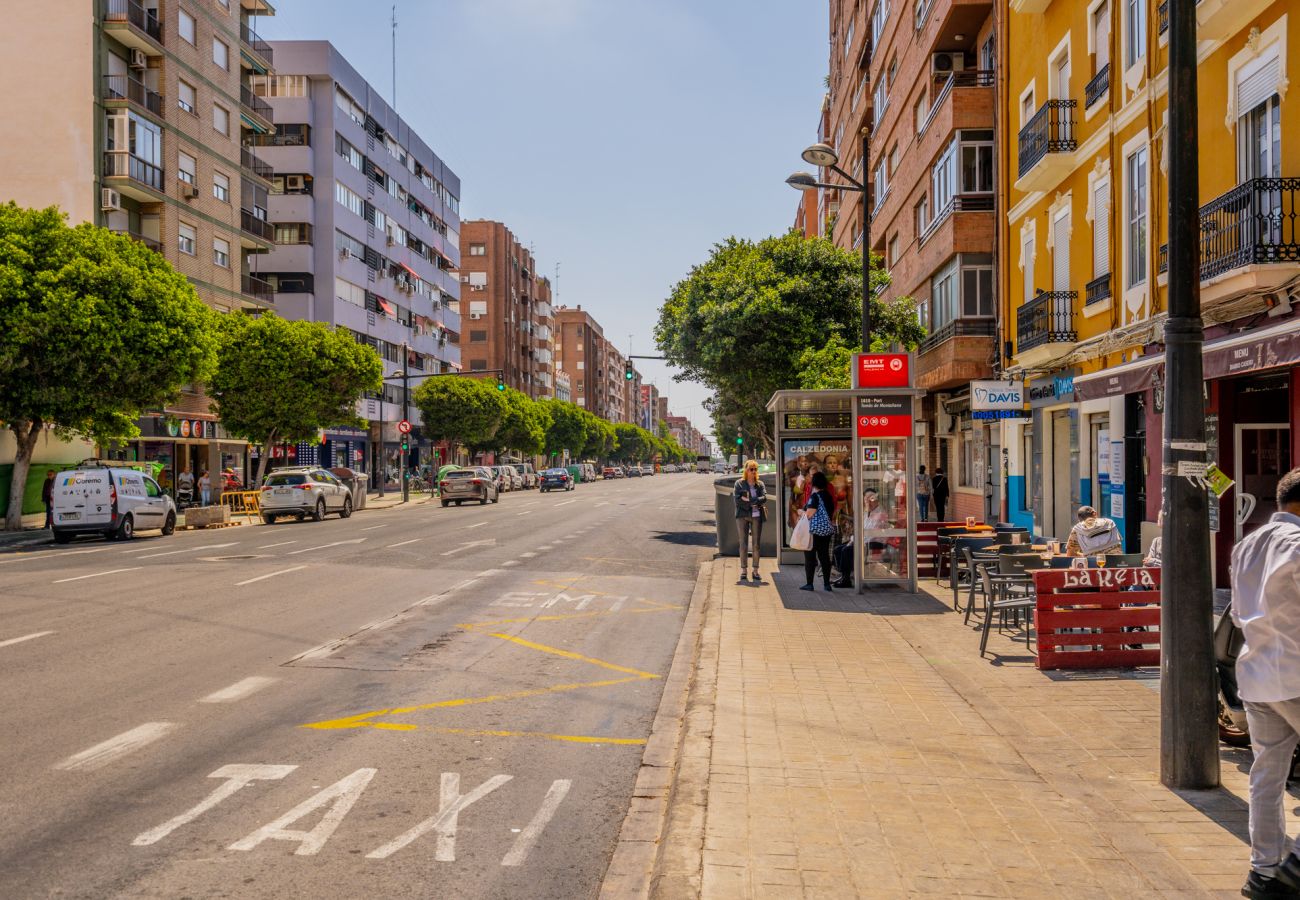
[768,382,921,593]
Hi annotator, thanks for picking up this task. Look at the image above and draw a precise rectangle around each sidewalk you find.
[615,557,1275,899]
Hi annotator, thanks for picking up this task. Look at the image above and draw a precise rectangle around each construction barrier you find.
[222,490,262,524]
[1033,567,1161,670]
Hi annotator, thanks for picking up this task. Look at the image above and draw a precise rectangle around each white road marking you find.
[229,768,376,856]
[467,521,488,529]
[476,569,505,578]
[502,779,572,866]
[556,499,578,507]
[133,764,297,846]
[387,538,423,549]
[0,630,55,649]
[515,510,531,517]
[286,538,366,556]
[52,567,142,584]
[440,539,495,557]
[596,501,610,507]
[502,560,520,567]
[135,542,237,560]
[520,552,537,559]
[235,565,308,587]
[367,773,512,861]
[200,676,279,703]
[54,722,176,772]
[257,540,297,549]
[417,578,478,607]
[360,524,389,531]
[0,547,111,565]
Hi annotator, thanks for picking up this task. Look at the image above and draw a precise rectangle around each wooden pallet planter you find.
[1033,567,1161,670]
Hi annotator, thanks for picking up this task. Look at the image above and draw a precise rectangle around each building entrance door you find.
[1051,411,1073,540]
[1235,424,1290,542]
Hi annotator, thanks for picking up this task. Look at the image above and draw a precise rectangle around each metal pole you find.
[377,391,385,499]
[861,128,872,352]
[1160,0,1218,790]
[401,345,410,504]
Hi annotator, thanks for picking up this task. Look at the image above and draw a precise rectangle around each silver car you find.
[512,463,538,490]
[440,467,500,506]
[259,467,353,523]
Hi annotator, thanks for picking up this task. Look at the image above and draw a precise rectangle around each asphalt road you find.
[0,473,717,899]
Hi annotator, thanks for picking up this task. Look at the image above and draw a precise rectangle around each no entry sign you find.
[397,419,412,434]
[856,396,913,438]
[854,353,911,389]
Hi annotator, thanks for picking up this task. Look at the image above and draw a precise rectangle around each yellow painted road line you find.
[300,676,643,730]
[461,604,684,630]
[479,632,661,679]
[429,727,645,746]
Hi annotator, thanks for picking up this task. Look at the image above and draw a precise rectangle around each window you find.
[1238,94,1281,182]
[178,79,196,114]
[844,19,854,58]
[212,103,229,136]
[178,222,196,255]
[914,93,929,132]
[961,255,995,317]
[932,138,956,212]
[469,243,486,256]
[251,124,310,147]
[980,35,996,72]
[335,277,366,307]
[213,171,230,202]
[335,134,363,171]
[960,130,994,193]
[335,229,365,260]
[470,330,488,342]
[212,38,229,70]
[873,161,889,207]
[1023,230,1036,304]
[1124,0,1145,70]
[1052,207,1071,293]
[251,75,310,98]
[960,425,977,488]
[915,196,929,235]
[1051,46,1071,101]
[335,87,365,125]
[469,360,487,372]
[873,79,889,122]
[888,55,899,87]
[1093,179,1110,279]
[1092,1,1110,72]
[577,361,584,370]
[870,0,890,47]
[177,151,196,185]
[213,237,230,268]
[274,223,312,244]
[335,183,365,218]
[853,71,868,111]
[930,261,958,330]
[888,234,900,267]
[1125,147,1147,288]
[178,9,195,44]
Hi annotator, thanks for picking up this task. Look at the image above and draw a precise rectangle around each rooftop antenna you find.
[391,4,397,110]
[554,262,560,301]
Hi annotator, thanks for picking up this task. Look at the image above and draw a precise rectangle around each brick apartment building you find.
[823,0,998,521]
[555,306,605,415]
[457,220,554,400]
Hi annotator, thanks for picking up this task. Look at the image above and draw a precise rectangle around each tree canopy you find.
[209,313,382,483]
[541,399,590,458]
[484,387,551,456]
[656,231,924,450]
[0,204,219,528]
[412,376,507,455]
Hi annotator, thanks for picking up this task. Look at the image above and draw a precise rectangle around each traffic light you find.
[496,378,505,391]
[624,362,634,381]
[401,437,409,452]
[736,437,743,446]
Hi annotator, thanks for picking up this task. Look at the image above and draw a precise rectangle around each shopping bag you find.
[790,515,814,551]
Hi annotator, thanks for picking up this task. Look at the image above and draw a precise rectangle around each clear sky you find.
[261,0,829,444]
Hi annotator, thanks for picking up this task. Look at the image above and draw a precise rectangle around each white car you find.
[51,466,177,542]
[259,467,353,523]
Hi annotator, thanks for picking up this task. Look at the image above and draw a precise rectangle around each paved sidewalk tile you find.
[674,557,1283,899]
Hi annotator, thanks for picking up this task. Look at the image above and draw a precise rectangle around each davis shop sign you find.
[970,381,1029,420]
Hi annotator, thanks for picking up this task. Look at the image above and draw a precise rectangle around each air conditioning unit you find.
[182,183,200,200]
[100,188,122,212]
[285,175,305,191]
[129,49,148,69]
[931,52,965,77]
[470,313,482,320]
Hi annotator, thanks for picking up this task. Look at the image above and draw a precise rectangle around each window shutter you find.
[1053,212,1070,292]
[1093,184,1110,278]
[1237,56,1280,119]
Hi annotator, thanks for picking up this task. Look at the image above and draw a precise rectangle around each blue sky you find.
[261,0,829,443]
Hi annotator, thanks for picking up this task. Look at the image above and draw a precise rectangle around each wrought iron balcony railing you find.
[103,74,162,116]
[1085,274,1112,305]
[1085,64,1110,110]
[102,151,163,191]
[1017,291,1078,354]
[1018,100,1077,179]
[1200,177,1300,280]
[104,0,161,43]
[240,208,274,242]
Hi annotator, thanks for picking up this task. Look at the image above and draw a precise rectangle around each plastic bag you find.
[789,514,813,551]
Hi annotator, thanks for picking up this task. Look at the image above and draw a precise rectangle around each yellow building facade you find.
[999,0,1300,578]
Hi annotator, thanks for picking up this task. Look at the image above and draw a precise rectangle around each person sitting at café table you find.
[1065,505,1122,557]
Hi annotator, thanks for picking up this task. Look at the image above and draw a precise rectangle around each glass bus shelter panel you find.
[779,439,853,549]
[859,438,912,582]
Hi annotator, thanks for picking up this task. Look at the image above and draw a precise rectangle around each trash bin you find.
[330,467,367,510]
[714,473,778,557]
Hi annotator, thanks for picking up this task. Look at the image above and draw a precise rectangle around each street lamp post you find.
[788,132,872,349]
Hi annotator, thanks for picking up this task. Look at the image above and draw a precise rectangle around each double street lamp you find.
[787,136,872,350]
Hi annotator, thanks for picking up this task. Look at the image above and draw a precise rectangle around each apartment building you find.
[999,0,1300,582]
[0,0,283,487]
[555,306,604,414]
[456,221,554,400]
[254,41,462,480]
[556,369,573,404]
[640,383,661,433]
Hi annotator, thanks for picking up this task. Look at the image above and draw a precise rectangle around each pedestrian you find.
[177,466,194,506]
[198,469,212,506]
[932,467,950,521]
[41,470,56,529]
[1064,505,1122,557]
[915,465,933,522]
[1230,468,1300,899]
[800,471,836,592]
[1143,510,1164,567]
[832,521,854,588]
[733,460,767,584]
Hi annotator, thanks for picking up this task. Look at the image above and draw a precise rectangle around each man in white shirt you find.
[1231,468,1300,899]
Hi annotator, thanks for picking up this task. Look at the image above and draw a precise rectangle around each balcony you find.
[1084,64,1109,111]
[1158,0,1169,35]
[239,21,274,70]
[1197,0,1273,41]
[920,193,994,245]
[1016,291,1078,368]
[103,74,162,118]
[239,84,273,132]
[111,228,163,254]
[103,0,162,51]
[240,207,274,243]
[1085,273,1112,306]
[1016,100,1077,194]
[918,70,994,139]
[917,318,997,389]
[1200,178,1300,305]
[240,146,274,181]
[102,151,164,199]
[242,274,273,304]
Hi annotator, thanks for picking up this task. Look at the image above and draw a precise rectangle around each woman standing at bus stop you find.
[733,460,767,584]
[801,471,837,592]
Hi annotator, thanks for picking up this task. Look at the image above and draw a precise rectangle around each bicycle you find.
[406,474,430,495]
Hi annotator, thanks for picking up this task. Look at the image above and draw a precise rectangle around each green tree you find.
[656,232,924,451]
[210,313,382,485]
[582,415,616,460]
[490,389,550,456]
[0,205,219,529]
[797,333,856,390]
[613,423,651,462]
[412,376,507,460]
[542,399,590,459]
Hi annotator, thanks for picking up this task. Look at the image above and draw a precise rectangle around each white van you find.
[51,467,177,543]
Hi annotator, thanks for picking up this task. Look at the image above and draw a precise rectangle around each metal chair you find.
[951,538,995,609]
[1103,552,1145,567]
[935,527,967,581]
[1048,556,1076,569]
[978,564,1037,658]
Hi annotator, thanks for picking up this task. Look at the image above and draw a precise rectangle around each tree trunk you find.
[250,430,275,487]
[5,420,42,531]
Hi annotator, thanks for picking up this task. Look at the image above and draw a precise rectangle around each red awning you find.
[377,297,396,316]
[398,262,418,280]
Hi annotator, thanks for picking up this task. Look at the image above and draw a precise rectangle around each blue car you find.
[540,468,575,492]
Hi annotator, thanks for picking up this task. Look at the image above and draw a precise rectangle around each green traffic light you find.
[496,380,505,391]
[736,438,743,445]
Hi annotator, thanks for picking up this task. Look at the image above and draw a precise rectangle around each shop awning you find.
[1073,319,1300,400]
[377,297,396,316]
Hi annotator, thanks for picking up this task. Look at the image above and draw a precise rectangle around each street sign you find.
[397,420,411,435]
[853,353,911,389]
[856,396,913,438]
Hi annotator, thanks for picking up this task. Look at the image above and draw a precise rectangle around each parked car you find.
[540,467,575,492]
[440,467,500,506]
[487,465,514,492]
[512,463,538,490]
[259,467,354,523]
[51,466,177,543]
[626,466,642,478]
[601,466,619,479]
[641,465,655,477]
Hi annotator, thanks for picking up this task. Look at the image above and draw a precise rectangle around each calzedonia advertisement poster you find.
[781,440,853,546]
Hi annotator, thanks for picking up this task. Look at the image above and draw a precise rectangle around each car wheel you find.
[313,498,325,522]
[116,514,134,541]
[480,497,487,505]
[455,501,463,507]
[339,496,353,519]
[53,530,73,544]
[442,500,450,508]
[492,494,500,503]
[262,515,277,525]
[161,512,176,536]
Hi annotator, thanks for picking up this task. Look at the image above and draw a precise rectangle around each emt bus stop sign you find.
[854,353,911,389]
[397,419,412,435]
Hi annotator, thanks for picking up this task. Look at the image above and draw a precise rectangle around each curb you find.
[599,558,715,900]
